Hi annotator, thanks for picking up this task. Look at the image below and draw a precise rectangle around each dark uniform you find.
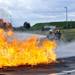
[55,30,61,40]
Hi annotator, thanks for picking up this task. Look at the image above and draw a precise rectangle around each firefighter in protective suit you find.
[49,29,53,35]
[47,29,54,40]
[55,29,61,40]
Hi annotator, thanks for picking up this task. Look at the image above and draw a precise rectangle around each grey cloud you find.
[0,0,75,27]
[0,7,12,22]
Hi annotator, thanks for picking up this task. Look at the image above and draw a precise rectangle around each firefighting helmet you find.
[56,29,60,32]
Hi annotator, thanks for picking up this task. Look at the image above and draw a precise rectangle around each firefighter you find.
[55,29,61,40]
[49,29,53,35]
[47,29,54,40]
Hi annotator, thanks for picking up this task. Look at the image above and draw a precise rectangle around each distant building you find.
[44,25,56,29]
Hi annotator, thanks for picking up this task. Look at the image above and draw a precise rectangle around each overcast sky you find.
[0,0,75,27]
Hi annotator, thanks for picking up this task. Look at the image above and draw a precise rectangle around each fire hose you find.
[61,35,68,43]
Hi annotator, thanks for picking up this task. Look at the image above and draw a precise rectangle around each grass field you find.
[61,28,75,33]
[32,21,75,29]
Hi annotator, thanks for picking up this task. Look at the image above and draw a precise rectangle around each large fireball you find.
[0,28,56,68]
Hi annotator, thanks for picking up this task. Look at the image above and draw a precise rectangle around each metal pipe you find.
[65,7,68,39]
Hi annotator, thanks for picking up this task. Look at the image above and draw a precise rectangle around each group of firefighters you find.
[48,29,61,40]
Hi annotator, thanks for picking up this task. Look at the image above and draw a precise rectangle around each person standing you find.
[49,29,53,35]
[47,29,54,40]
[55,29,61,40]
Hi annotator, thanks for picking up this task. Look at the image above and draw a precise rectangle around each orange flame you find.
[0,28,56,68]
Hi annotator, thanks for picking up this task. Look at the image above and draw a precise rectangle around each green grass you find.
[60,29,75,41]
[32,21,75,29]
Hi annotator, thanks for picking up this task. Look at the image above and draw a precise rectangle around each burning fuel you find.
[0,28,56,68]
